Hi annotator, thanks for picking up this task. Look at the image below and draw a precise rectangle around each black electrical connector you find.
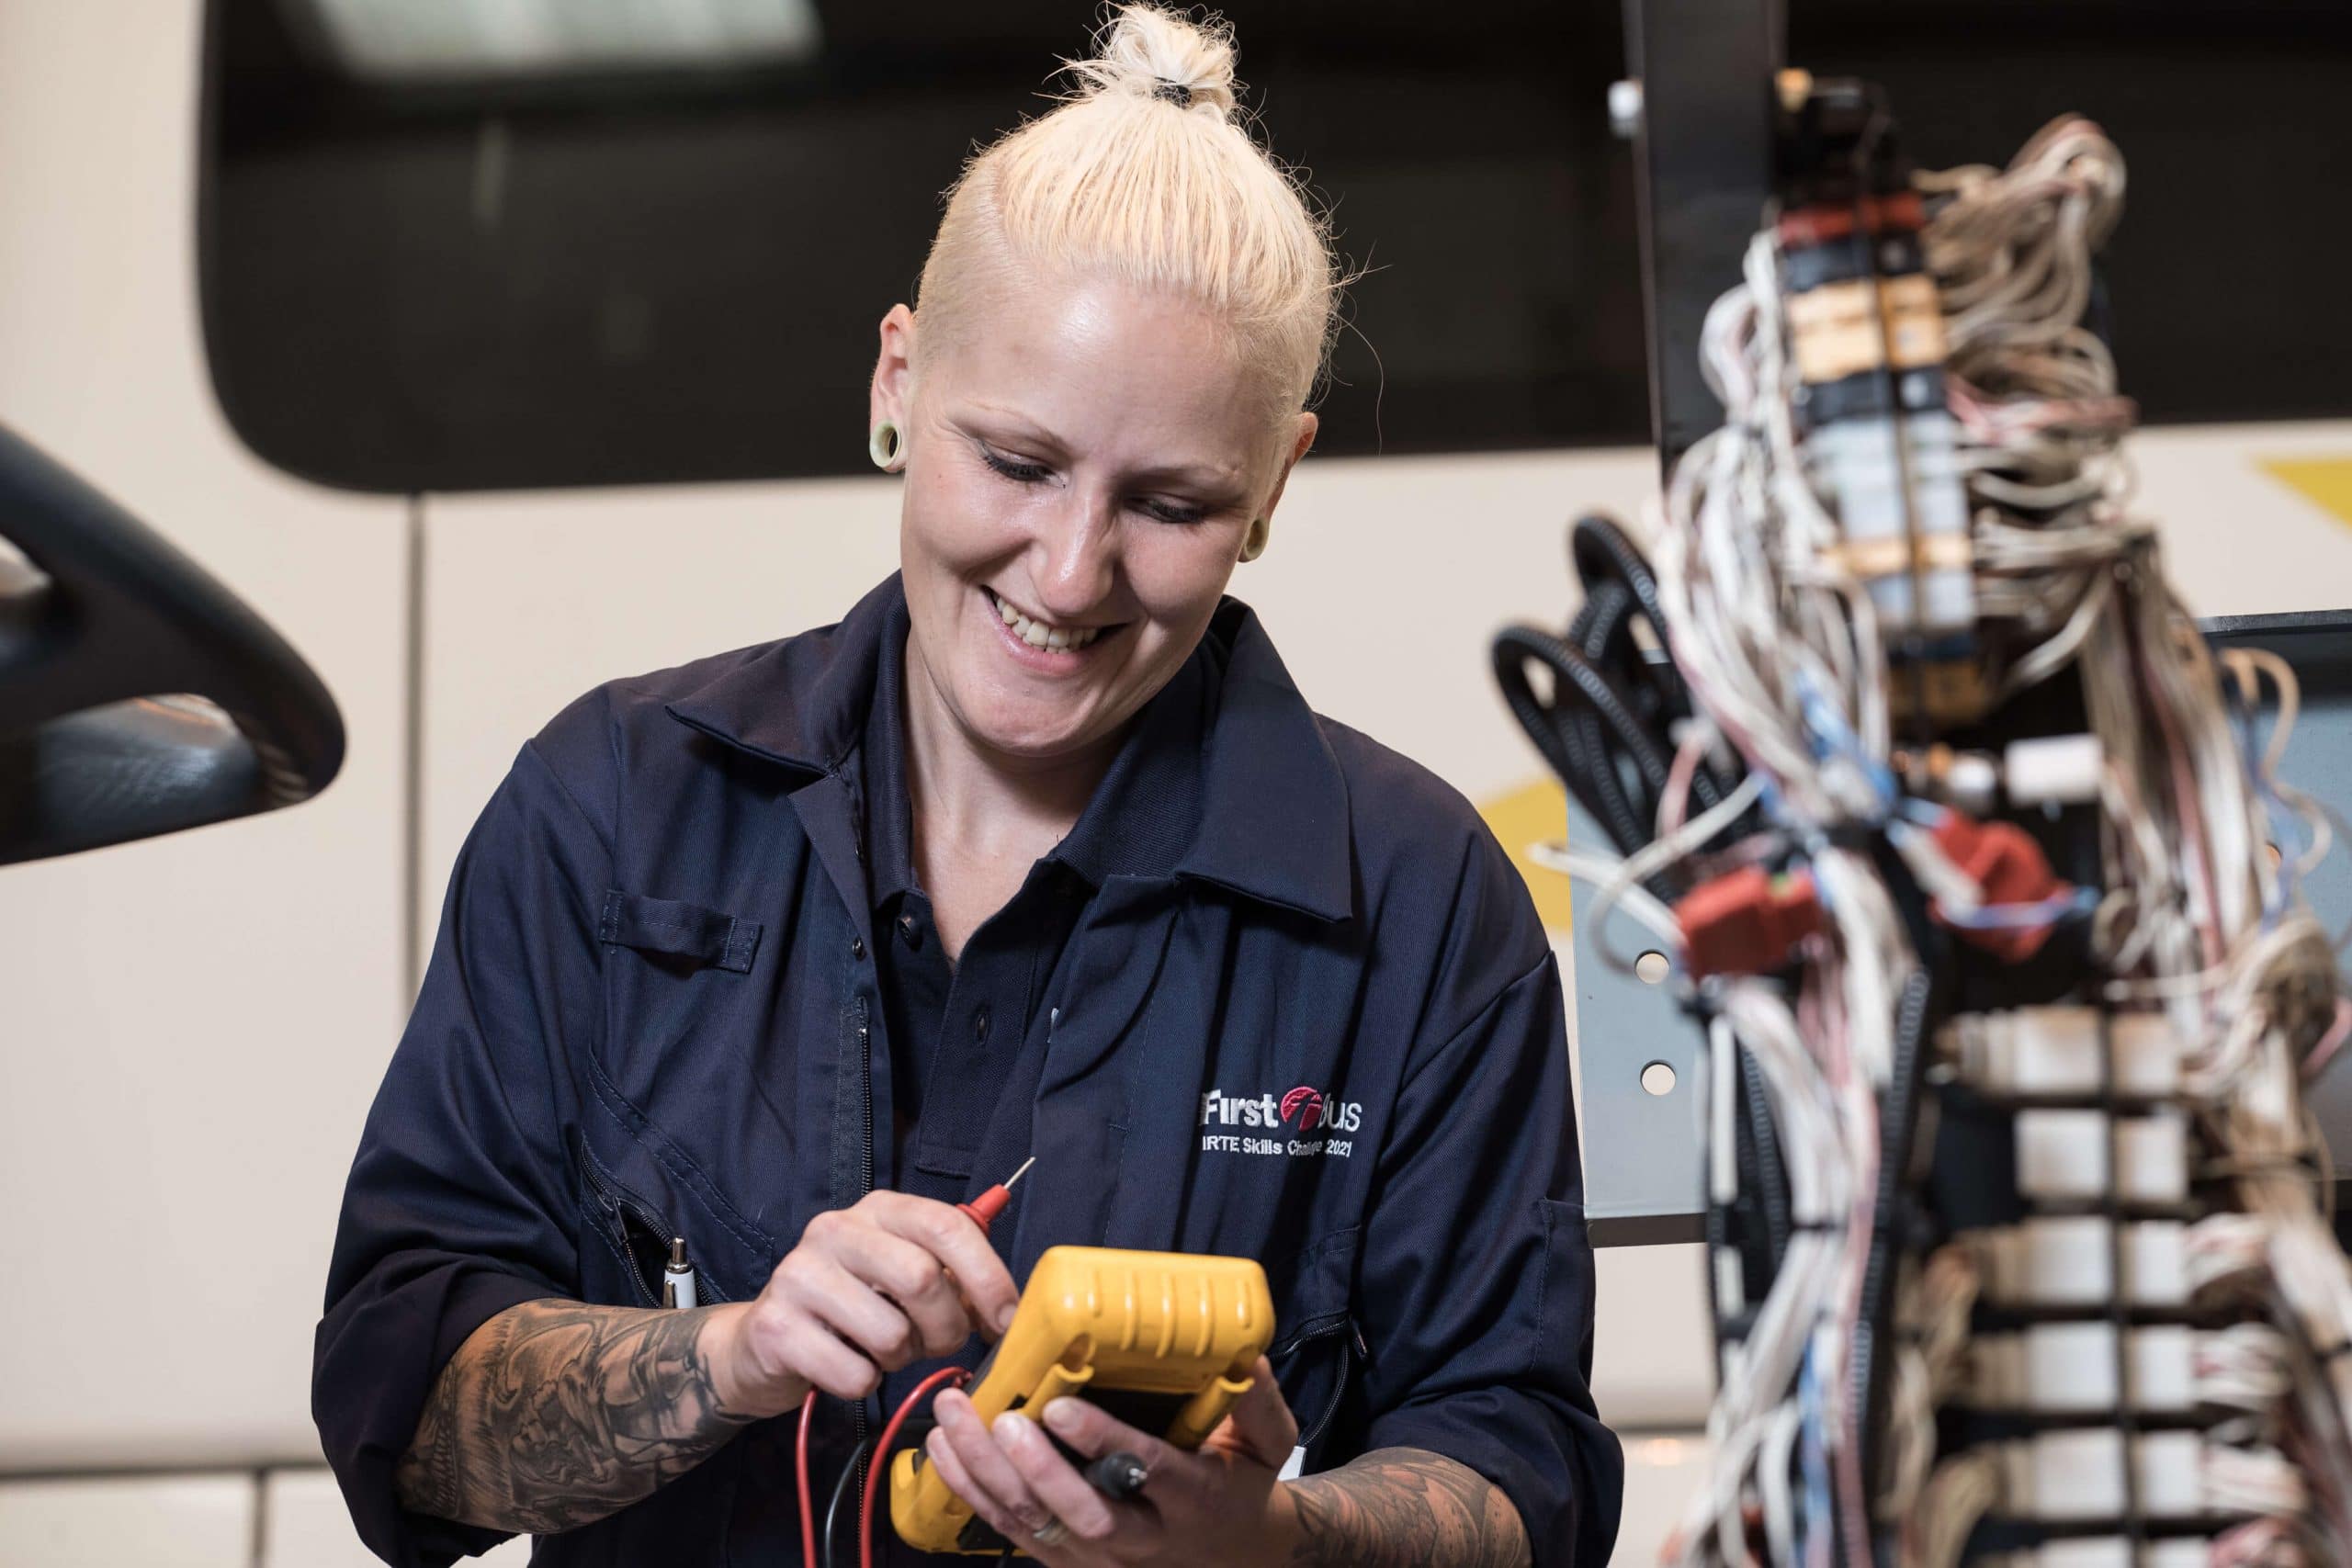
[1082,1451,1150,1501]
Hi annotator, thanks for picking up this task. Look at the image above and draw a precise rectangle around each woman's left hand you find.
[922,1356,1300,1567]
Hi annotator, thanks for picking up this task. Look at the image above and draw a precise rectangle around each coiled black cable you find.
[1491,620,1672,865]
[1570,512,1671,641]
[1491,513,1749,893]
[1565,580,1655,850]
[1570,516,1742,813]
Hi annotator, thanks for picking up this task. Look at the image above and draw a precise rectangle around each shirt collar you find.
[663,575,1352,924]
[1171,600,1352,923]
[662,574,900,776]
[860,625,1214,911]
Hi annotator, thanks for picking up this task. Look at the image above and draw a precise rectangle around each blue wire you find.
[1897,797,1947,828]
[1798,1347,1831,1563]
[1793,672,1898,815]
[1938,887,2099,931]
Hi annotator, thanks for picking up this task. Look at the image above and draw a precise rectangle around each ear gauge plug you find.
[868,420,905,472]
[1239,516,1270,561]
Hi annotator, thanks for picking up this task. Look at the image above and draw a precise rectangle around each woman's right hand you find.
[704,1190,1022,1419]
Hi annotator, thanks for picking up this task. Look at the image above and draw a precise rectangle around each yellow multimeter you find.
[889,1246,1276,1555]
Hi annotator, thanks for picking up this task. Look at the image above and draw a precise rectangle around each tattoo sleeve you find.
[393,1299,753,1535]
[1285,1448,1532,1568]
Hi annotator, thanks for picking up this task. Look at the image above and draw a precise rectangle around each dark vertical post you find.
[1621,0,1784,472]
[401,491,426,1005]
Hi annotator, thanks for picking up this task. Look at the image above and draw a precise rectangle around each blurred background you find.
[6,1,2352,1562]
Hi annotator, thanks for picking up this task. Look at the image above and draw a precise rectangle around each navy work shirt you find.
[314,575,1623,1566]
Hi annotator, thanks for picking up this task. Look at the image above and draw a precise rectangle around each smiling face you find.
[871,271,1315,770]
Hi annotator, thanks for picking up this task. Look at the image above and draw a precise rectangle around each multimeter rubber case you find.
[889,1246,1277,1555]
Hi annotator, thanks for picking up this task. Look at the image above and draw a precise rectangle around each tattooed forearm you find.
[1285,1449,1531,1568]
[393,1299,752,1534]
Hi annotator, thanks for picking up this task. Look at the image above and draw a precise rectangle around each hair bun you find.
[1064,5,1239,119]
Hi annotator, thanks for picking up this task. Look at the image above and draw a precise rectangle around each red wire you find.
[797,1393,820,1568]
[861,1366,974,1568]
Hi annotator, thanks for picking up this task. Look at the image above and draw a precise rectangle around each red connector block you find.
[1675,864,1824,979]
[1674,812,2073,976]
[1928,811,2072,963]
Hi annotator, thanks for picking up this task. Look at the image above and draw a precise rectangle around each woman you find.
[315,9,1620,1566]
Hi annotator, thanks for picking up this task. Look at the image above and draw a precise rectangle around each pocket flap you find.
[599,888,762,974]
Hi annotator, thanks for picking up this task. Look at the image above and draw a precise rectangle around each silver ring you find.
[1030,1517,1070,1548]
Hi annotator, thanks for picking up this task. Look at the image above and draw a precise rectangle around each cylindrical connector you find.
[1894,734,2103,814]
[2002,733,2103,807]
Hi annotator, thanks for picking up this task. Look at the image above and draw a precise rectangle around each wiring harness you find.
[1501,93,2352,1566]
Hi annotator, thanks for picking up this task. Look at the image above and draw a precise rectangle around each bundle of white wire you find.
[1617,114,2352,1566]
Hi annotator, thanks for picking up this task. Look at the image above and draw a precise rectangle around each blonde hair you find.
[915,5,1340,414]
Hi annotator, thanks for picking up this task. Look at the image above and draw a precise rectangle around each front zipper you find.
[853,994,874,1459]
[856,998,875,1204]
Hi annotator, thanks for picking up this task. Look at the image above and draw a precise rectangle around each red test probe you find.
[957,1154,1035,1236]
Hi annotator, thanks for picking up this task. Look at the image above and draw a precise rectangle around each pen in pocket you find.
[662,1236,697,1308]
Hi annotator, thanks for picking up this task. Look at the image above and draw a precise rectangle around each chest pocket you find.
[1268,1226,1362,1459]
[588,886,788,1297]
[599,888,763,974]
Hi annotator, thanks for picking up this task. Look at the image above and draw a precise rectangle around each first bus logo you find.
[1199,1085,1363,1157]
